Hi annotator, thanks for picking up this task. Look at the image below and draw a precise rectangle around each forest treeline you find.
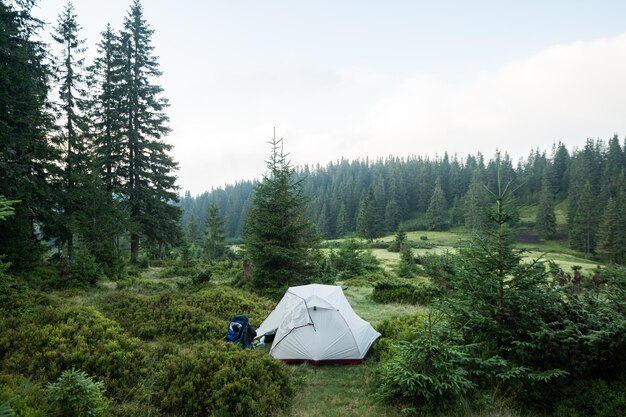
[182,137,626,263]
[0,0,180,274]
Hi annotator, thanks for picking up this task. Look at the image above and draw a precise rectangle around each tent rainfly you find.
[256,284,381,363]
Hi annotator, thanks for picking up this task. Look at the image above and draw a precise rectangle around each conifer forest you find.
[1,1,625,417]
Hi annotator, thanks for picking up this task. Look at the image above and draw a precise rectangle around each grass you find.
[288,365,399,417]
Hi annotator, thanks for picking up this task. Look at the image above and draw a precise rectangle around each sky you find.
[33,0,626,195]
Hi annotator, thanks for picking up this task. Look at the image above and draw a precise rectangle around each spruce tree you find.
[0,0,57,269]
[597,197,623,264]
[396,244,417,277]
[536,174,557,239]
[87,24,125,193]
[335,202,348,238]
[51,0,89,257]
[118,0,180,262]
[463,175,490,231]
[185,213,202,246]
[426,180,447,231]
[245,135,318,292]
[203,202,226,261]
[357,186,382,241]
[384,198,401,232]
[388,229,407,253]
[570,181,598,258]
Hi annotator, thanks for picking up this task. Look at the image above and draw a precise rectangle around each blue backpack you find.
[224,314,257,348]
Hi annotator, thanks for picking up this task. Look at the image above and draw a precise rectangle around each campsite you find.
[2,0,626,416]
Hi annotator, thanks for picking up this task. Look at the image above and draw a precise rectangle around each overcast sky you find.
[33,0,626,195]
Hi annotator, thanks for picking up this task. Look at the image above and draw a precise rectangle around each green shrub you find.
[341,271,391,287]
[98,292,223,342]
[192,285,275,326]
[98,286,274,343]
[372,279,440,305]
[0,374,46,417]
[47,369,107,417]
[553,379,626,417]
[156,343,292,417]
[191,270,212,285]
[373,329,474,410]
[370,312,428,361]
[330,238,382,280]
[68,246,102,287]
[158,264,204,278]
[0,306,147,397]
[0,285,56,319]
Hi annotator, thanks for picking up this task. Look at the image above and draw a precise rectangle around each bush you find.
[68,246,102,287]
[98,285,274,342]
[0,306,148,397]
[192,285,275,326]
[0,374,46,417]
[331,238,382,280]
[553,379,626,417]
[0,285,56,319]
[372,279,440,305]
[98,292,223,342]
[341,271,391,287]
[191,270,212,285]
[156,343,292,417]
[373,328,474,410]
[47,369,107,417]
[370,312,428,361]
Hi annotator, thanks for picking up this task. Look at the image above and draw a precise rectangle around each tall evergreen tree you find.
[203,202,226,261]
[569,181,598,258]
[357,186,382,241]
[463,175,490,231]
[51,0,89,257]
[88,23,125,193]
[0,0,57,269]
[597,197,624,264]
[118,0,180,262]
[426,180,447,231]
[536,174,557,239]
[185,213,201,246]
[335,202,348,238]
[245,136,318,292]
[384,198,401,232]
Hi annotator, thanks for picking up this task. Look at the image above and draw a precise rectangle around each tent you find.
[256,284,381,363]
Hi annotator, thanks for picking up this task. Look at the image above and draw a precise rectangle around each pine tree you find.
[244,135,318,292]
[203,202,226,261]
[536,174,557,239]
[463,175,490,231]
[396,244,417,277]
[185,213,201,246]
[388,229,407,252]
[597,197,623,264]
[118,0,181,262]
[335,202,347,238]
[443,155,565,383]
[51,0,89,257]
[357,186,382,241]
[0,0,57,269]
[87,24,125,193]
[569,181,598,258]
[384,198,401,232]
[426,180,447,231]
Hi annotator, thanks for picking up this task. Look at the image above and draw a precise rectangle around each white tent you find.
[256,284,381,363]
